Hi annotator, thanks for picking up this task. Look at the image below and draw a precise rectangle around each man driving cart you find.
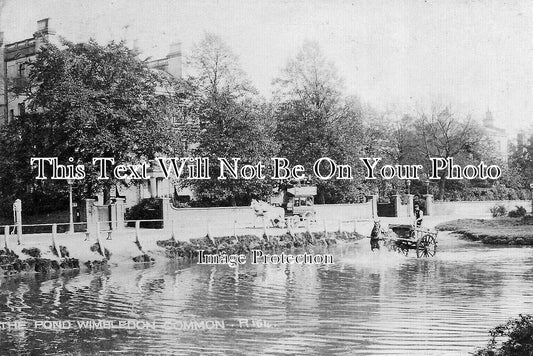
[414,204,423,227]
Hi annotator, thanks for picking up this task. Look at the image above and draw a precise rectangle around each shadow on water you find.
[0,233,532,355]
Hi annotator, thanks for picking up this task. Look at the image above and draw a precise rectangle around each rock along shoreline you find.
[0,230,366,277]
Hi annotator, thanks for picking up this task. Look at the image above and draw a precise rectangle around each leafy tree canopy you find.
[0,39,180,208]
[185,34,278,206]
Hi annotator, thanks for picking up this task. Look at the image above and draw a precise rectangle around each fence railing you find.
[2,216,372,250]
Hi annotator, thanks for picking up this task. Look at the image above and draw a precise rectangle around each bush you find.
[413,196,426,212]
[474,314,533,356]
[490,204,507,217]
[508,206,527,218]
[124,198,163,228]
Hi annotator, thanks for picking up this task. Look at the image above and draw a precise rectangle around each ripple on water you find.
[1,234,533,355]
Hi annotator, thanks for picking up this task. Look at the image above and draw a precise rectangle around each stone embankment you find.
[1,228,366,277]
[0,246,80,277]
[157,231,365,259]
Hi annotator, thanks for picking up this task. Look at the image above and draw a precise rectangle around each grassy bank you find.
[436,217,533,245]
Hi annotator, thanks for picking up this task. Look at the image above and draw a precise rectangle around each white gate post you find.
[4,226,8,250]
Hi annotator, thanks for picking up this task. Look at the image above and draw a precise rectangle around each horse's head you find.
[370,220,381,237]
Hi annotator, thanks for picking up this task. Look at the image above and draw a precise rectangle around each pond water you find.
[1,233,533,355]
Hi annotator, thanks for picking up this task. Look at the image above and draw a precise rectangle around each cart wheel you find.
[398,241,409,256]
[416,234,437,258]
[391,241,409,256]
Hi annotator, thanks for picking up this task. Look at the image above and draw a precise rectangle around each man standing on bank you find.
[414,204,424,227]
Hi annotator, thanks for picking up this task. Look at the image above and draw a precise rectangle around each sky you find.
[1,0,532,133]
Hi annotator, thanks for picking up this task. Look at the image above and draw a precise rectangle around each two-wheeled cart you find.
[382,224,438,258]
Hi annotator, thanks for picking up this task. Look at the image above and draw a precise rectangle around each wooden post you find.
[263,216,270,242]
[353,220,357,233]
[338,220,342,233]
[263,216,268,236]
[206,220,216,245]
[135,220,141,244]
[287,218,295,237]
[51,224,61,257]
[233,220,237,238]
[306,218,311,233]
[170,219,175,240]
[323,219,327,234]
[17,225,22,245]
[96,221,105,257]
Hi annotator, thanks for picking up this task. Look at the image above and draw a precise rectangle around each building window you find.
[18,63,25,77]
[9,109,14,122]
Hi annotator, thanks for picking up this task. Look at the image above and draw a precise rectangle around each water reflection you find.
[0,233,532,355]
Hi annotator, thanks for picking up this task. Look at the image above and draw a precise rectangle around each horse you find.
[370,220,384,251]
[251,199,285,228]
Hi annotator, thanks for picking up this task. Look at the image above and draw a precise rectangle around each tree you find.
[190,99,279,206]
[187,33,254,99]
[0,39,181,212]
[185,34,278,206]
[387,114,420,165]
[414,105,489,199]
[509,136,533,187]
[273,41,343,110]
[273,41,368,203]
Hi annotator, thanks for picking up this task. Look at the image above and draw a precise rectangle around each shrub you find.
[172,201,190,208]
[490,204,507,217]
[413,196,426,212]
[508,206,527,218]
[125,198,163,228]
[474,314,533,356]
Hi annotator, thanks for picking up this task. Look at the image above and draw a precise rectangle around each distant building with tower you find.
[482,109,508,163]
[514,126,533,152]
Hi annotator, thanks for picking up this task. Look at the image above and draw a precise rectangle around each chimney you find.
[166,42,182,78]
[34,18,55,50]
[35,18,54,36]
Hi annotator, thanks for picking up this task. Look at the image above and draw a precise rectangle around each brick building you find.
[1,18,195,207]
[1,18,55,124]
